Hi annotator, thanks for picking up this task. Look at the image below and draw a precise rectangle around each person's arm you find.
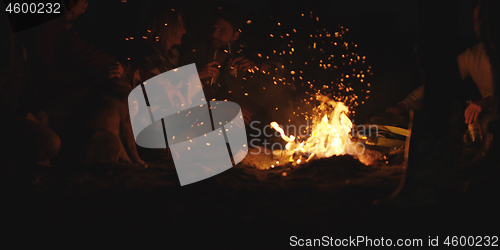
[73,31,116,76]
[465,95,494,124]
[141,53,174,80]
[458,43,494,124]
[386,85,425,115]
[198,61,220,84]
[228,41,266,73]
[180,47,221,86]
[28,23,83,88]
[140,53,189,109]
[400,85,425,110]
[457,47,472,81]
[229,42,298,94]
[38,22,119,80]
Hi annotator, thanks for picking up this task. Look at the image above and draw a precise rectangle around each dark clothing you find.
[18,20,116,115]
[181,41,263,102]
[0,34,31,118]
[138,45,178,82]
[181,42,228,100]
[0,34,60,164]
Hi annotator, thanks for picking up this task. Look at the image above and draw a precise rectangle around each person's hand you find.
[108,61,124,79]
[386,103,407,116]
[158,78,186,109]
[166,85,186,109]
[465,97,491,124]
[198,61,220,81]
[26,112,39,123]
[230,57,256,72]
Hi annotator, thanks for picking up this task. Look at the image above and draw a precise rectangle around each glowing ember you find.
[271,94,356,164]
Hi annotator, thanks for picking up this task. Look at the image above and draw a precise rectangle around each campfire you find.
[271,94,355,162]
[236,13,401,171]
[270,93,382,168]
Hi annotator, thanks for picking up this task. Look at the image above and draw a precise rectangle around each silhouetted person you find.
[1,20,60,167]
[181,7,266,125]
[476,0,500,164]
[18,0,123,128]
[15,0,152,167]
[138,6,186,81]
[182,6,292,127]
[133,5,187,161]
[386,4,492,124]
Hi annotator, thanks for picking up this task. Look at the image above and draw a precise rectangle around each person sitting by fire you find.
[132,4,187,161]
[180,6,283,126]
[18,0,124,128]
[13,0,144,167]
[138,5,186,82]
[1,22,60,168]
[385,3,494,141]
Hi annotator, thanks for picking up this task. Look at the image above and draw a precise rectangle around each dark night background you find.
[2,0,499,248]
[72,0,479,122]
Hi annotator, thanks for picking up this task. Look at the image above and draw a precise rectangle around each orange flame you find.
[271,94,354,163]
